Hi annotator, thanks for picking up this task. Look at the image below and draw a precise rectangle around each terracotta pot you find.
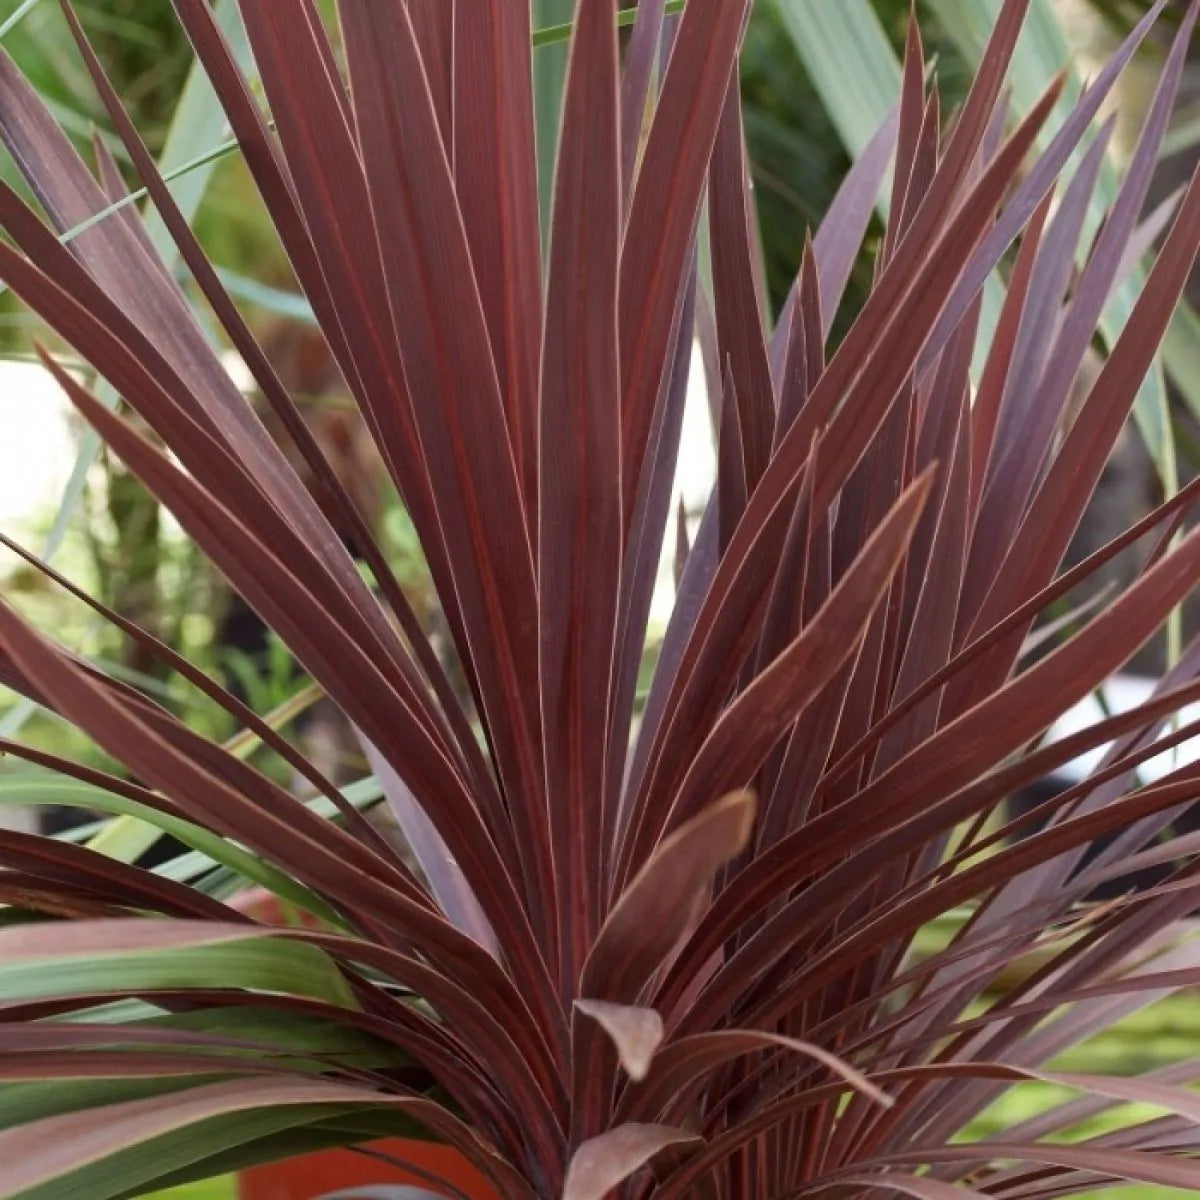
[237,1139,499,1199]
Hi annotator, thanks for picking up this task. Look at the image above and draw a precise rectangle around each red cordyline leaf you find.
[539,0,624,994]
[0,1,1198,1197]
[453,1,543,526]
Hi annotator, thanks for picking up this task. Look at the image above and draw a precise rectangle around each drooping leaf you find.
[574,999,664,1082]
[562,1122,698,1200]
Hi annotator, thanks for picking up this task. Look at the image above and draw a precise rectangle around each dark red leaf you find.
[538,0,624,989]
[453,1,543,520]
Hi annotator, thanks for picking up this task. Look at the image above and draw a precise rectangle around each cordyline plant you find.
[1,0,1200,1197]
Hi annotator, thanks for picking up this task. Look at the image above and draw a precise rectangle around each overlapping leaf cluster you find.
[0,1,1200,1197]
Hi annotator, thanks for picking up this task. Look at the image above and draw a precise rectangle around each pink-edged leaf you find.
[986,0,1197,464]
[336,0,551,931]
[574,1000,664,1082]
[0,46,337,557]
[619,0,667,203]
[797,79,1060,519]
[59,1,489,812]
[1064,660,1200,883]
[914,0,1028,228]
[0,461,559,1035]
[167,0,378,423]
[917,0,1176,376]
[21,352,476,860]
[945,638,1200,975]
[995,1061,1200,1145]
[583,790,755,1004]
[967,190,1053,512]
[606,268,698,857]
[753,445,830,846]
[0,527,388,853]
[220,0,478,700]
[974,119,1114,545]
[408,0,454,143]
[734,772,1200,1051]
[716,363,749,550]
[963,12,1200,645]
[772,237,823,443]
[295,931,565,1167]
[454,1,542,517]
[708,79,773,490]
[898,85,942,240]
[21,446,559,1056]
[89,133,170,271]
[563,1122,698,1200]
[623,1030,891,1125]
[882,12,930,264]
[820,392,914,806]
[663,85,1051,798]
[618,81,1062,893]
[655,1052,1200,1199]
[825,472,1200,789]
[0,2,1196,1192]
[0,203,459,811]
[962,0,1194,601]
[538,0,623,987]
[842,0,1032,396]
[172,0,442,538]
[875,402,971,774]
[968,159,1200,661]
[0,45,189,316]
[769,104,899,384]
[665,521,1200,1032]
[359,735,498,957]
[1113,187,1184,297]
[753,430,819,679]
[619,0,753,519]
[0,594,452,939]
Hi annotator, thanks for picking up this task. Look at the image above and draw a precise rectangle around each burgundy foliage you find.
[0,1,1199,1196]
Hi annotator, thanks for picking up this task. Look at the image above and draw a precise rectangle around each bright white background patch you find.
[0,361,76,543]
[1047,675,1200,785]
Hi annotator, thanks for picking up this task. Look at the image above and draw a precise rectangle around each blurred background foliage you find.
[742,0,976,341]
